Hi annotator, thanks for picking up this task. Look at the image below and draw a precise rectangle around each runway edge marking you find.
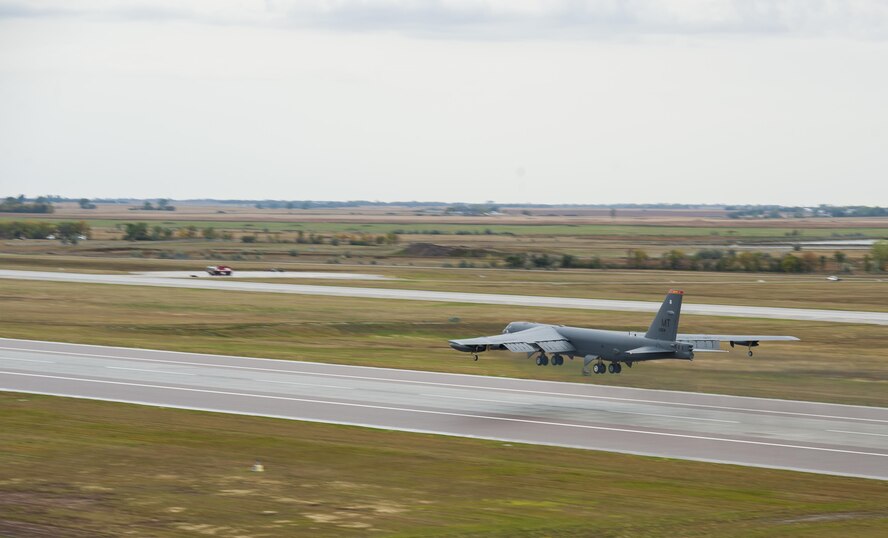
[3,370,888,460]
[3,345,887,423]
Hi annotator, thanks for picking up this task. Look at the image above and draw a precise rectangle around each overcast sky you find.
[1,1,887,205]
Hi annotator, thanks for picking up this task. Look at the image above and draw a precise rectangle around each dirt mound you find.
[400,243,494,258]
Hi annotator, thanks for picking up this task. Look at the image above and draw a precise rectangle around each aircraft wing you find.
[677,334,799,352]
[449,325,575,354]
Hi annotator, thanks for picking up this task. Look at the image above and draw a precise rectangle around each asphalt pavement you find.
[2,338,886,480]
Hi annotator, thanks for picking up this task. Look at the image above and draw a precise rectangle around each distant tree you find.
[560,254,577,268]
[56,221,90,244]
[663,250,687,270]
[241,235,257,243]
[78,198,96,209]
[177,225,198,239]
[202,227,218,240]
[833,251,847,264]
[801,252,819,272]
[872,240,888,271]
[610,208,617,218]
[531,253,554,268]
[627,249,649,269]
[504,253,527,269]
[142,201,154,210]
[780,253,803,273]
[123,222,150,241]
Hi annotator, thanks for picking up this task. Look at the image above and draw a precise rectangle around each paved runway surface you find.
[2,269,886,325]
[2,338,886,480]
[132,270,396,280]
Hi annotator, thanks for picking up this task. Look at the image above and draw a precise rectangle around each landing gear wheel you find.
[614,363,622,373]
[591,363,600,374]
[552,355,563,366]
[536,354,549,366]
[747,350,754,357]
[607,363,616,374]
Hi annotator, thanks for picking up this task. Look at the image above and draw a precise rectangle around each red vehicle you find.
[205,265,233,276]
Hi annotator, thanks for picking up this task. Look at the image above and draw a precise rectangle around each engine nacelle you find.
[674,342,694,360]
[450,343,487,353]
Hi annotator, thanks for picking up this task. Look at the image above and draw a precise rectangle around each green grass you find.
[2,393,886,537]
[1,278,887,406]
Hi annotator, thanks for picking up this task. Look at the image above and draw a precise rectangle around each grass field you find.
[1,279,886,406]
[2,253,887,312]
[2,393,887,537]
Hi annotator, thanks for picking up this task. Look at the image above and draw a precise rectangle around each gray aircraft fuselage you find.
[503,321,694,362]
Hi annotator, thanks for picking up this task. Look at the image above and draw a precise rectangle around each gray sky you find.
[1,0,887,205]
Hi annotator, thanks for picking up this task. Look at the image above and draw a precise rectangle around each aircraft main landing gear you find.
[583,356,595,376]
[608,363,622,374]
[535,353,549,366]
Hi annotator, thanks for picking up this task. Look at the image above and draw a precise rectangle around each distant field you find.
[2,393,887,537]
[3,215,887,238]
[1,278,886,406]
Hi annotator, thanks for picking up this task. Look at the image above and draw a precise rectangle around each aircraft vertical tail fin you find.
[645,290,683,341]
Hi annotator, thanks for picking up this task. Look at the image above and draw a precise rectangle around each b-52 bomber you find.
[449,290,799,375]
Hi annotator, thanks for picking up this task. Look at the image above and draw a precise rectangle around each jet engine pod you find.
[449,343,487,353]
[675,342,694,360]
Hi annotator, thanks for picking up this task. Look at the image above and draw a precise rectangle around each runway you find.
[1,269,886,325]
[2,338,886,480]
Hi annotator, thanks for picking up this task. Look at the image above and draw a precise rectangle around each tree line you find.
[502,244,888,273]
[1,196,54,213]
[0,220,90,242]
